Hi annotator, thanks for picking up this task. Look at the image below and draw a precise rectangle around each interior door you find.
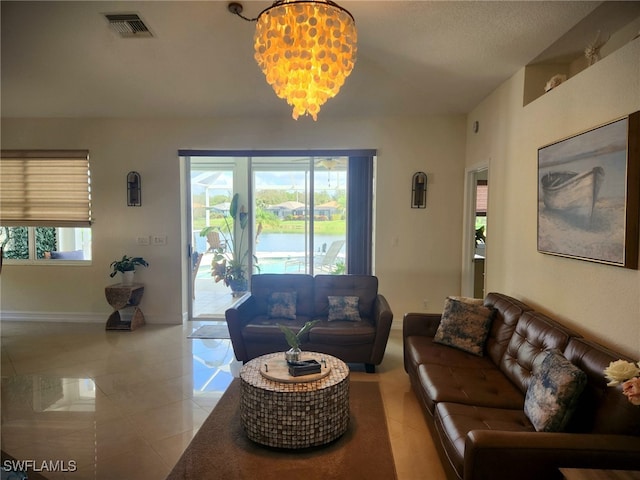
[462,166,488,298]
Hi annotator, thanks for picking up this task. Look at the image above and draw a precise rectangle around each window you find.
[0,150,92,262]
[183,149,374,276]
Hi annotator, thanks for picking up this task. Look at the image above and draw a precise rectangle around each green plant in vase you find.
[200,193,258,296]
[278,320,319,363]
[109,255,149,284]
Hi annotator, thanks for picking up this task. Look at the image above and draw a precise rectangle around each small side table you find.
[105,283,145,331]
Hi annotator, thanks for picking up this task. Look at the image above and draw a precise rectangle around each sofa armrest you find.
[225,294,258,362]
[369,294,394,365]
[403,312,442,339]
[464,430,640,480]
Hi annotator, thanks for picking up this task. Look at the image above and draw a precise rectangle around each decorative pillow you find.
[50,249,84,260]
[524,349,587,432]
[328,296,361,322]
[433,297,496,356]
[447,295,484,305]
[267,292,297,320]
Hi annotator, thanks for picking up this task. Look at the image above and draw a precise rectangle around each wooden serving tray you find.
[259,353,331,383]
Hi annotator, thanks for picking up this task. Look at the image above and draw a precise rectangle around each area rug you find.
[166,380,397,480]
[187,324,230,339]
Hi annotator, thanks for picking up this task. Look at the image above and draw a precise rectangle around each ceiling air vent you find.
[105,13,153,38]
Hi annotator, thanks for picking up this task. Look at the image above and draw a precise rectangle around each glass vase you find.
[285,347,301,363]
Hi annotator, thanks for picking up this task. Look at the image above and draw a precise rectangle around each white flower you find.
[604,360,640,386]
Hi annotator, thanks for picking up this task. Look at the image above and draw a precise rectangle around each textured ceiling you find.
[0,1,617,120]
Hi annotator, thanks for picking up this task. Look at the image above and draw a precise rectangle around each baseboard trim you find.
[0,311,105,323]
[0,311,183,325]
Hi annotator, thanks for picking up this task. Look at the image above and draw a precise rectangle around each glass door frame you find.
[251,156,347,276]
[181,149,375,319]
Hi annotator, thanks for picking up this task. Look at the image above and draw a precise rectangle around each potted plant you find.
[278,320,319,363]
[110,255,149,285]
[475,226,486,257]
[200,193,258,296]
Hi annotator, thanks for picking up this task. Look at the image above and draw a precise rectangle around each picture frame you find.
[537,111,639,269]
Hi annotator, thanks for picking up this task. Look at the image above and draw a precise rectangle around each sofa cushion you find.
[434,402,535,479]
[267,291,297,320]
[405,336,497,375]
[524,349,587,432]
[243,317,312,344]
[434,297,496,356]
[308,320,376,346]
[328,296,361,322]
[314,275,378,320]
[419,363,525,414]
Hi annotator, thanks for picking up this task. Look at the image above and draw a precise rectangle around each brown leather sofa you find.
[226,273,393,372]
[404,292,640,480]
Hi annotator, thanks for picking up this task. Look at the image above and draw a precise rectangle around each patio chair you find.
[284,240,345,273]
[316,240,345,272]
[206,231,224,252]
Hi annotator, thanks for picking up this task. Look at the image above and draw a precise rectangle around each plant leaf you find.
[229,193,239,220]
[277,323,300,349]
[296,320,319,342]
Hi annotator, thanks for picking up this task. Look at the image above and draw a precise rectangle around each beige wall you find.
[466,38,640,358]
[0,115,467,324]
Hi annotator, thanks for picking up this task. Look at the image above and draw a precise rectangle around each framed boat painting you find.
[537,111,639,269]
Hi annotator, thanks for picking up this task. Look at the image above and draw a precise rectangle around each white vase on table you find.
[121,270,135,285]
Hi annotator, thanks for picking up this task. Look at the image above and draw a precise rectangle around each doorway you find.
[462,166,488,298]
[189,158,240,318]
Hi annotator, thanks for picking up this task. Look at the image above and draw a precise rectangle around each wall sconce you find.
[411,172,427,209]
[127,171,141,206]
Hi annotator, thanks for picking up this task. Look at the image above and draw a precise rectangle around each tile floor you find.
[1,320,446,480]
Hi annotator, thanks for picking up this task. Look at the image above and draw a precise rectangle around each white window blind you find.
[0,150,92,227]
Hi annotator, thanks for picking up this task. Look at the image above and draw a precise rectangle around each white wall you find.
[1,114,467,324]
[466,38,640,358]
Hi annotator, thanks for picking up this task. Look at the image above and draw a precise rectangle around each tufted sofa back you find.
[498,310,579,394]
[483,292,533,365]
[564,337,640,436]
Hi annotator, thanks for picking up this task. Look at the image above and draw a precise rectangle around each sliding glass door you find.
[182,150,374,319]
[252,157,347,276]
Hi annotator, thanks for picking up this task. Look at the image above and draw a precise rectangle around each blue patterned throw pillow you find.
[433,297,496,356]
[328,296,361,322]
[524,349,587,432]
[267,291,297,320]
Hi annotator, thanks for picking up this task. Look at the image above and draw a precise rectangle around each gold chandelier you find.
[230,1,357,121]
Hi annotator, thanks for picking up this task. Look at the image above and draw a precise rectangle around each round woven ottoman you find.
[239,351,350,449]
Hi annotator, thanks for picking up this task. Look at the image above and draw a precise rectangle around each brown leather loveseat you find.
[404,292,640,480]
[226,273,393,372]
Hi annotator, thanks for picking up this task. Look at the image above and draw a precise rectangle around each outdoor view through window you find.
[191,156,347,317]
